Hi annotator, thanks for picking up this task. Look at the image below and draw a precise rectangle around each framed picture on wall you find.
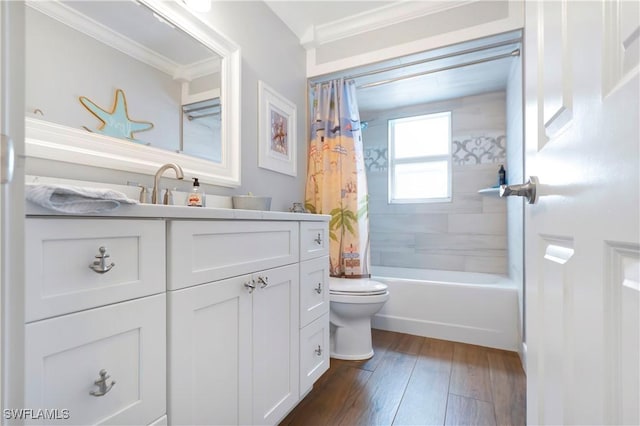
[258,80,297,176]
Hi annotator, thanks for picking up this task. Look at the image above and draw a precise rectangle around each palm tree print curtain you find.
[305,79,370,278]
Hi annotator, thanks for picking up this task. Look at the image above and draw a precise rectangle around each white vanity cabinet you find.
[24,210,329,426]
[298,222,331,395]
[167,221,300,426]
[24,218,167,426]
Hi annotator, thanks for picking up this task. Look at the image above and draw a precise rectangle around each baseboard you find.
[372,313,519,351]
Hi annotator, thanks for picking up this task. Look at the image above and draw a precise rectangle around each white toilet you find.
[329,277,389,360]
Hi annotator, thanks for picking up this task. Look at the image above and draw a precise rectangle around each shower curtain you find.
[305,79,370,278]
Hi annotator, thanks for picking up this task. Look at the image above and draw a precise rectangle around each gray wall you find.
[25,1,308,212]
[362,91,508,274]
[201,1,307,209]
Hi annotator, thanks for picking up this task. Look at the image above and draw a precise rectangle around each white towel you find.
[26,184,138,214]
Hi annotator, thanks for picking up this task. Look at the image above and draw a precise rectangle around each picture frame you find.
[258,80,297,176]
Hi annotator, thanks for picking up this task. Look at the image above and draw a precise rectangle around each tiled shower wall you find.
[362,91,508,274]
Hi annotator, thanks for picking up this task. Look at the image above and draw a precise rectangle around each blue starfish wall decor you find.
[79,89,154,143]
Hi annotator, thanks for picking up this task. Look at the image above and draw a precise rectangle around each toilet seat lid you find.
[329,277,388,296]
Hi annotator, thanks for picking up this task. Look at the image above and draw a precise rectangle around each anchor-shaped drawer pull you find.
[89,369,116,397]
[89,246,115,274]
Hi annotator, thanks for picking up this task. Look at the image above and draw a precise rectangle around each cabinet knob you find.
[89,246,115,274]
[313,233,322,245]
[315,283,322,294]
[89,369,116,397]
[244,280,256,294]
[257,276,269,288]
[315,345,323,356]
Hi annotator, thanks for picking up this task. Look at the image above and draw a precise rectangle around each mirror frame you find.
[25,0,242,187]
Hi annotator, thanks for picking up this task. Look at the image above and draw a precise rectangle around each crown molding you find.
[26,0,216,81]
[302,0,477,48]
[174,57,221,82]
[305,1,524,78]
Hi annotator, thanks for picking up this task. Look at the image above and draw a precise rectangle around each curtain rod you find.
[183,104,220,114]
[187,112,220,121]
[357,49,520,89]
[310,37,522,86]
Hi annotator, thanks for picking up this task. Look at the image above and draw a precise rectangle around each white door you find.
[0,0,25,412]
[523,1,639,425]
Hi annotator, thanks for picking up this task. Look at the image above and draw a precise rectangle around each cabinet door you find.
[300,256,330,327]
[300,222,329,262]
[25,294,166,426]
[300,313,330,395]
[252,264,300,425]
[168,276,252,426]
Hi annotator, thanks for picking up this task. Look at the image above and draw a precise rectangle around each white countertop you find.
[24,176,329,222]
[25,201,330,222]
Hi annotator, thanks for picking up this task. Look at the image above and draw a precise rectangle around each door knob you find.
[500,176,539,204]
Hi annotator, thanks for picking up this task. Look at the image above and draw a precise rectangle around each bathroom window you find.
[388,112,452,203]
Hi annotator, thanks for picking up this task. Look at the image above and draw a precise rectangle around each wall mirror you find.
[24,0,241,187]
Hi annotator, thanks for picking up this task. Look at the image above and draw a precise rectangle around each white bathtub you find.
[370,266,520,351]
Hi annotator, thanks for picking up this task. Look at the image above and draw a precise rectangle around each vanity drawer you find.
[25,294,166,426]
[25,218,166,322]
[300,256,330,327]
[168,220,299,290]
[300,222,329,261]
[299,313,330,395]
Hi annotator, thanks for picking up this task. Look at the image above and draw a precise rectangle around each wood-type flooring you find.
[281,329,526,426]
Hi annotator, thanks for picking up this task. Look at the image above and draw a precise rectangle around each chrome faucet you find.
[152,163,184,204]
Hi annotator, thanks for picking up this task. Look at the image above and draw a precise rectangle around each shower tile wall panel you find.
[368,193,484,214]
[362,91,508,275]
[370,214,449,234]
[482,196,507,213]
[448,213,507,235]
[373,252,467,271]
[414,233,506,250]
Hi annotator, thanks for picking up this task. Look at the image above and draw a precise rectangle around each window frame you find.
[387,111,452,204]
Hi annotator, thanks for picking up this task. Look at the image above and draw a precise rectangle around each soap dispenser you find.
[187,178,204,207]
[498,165,506,186]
